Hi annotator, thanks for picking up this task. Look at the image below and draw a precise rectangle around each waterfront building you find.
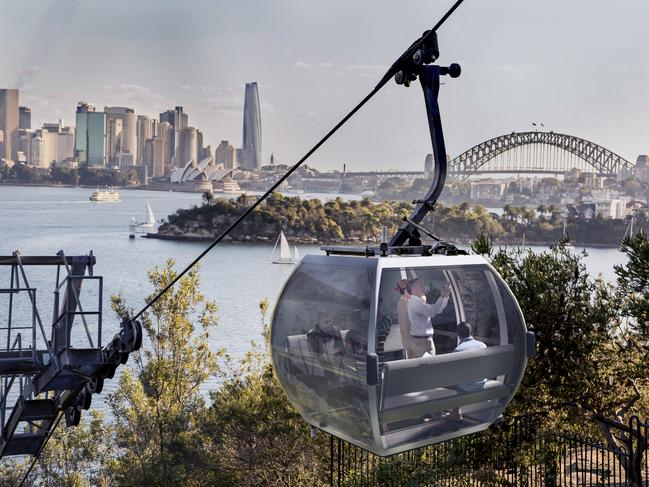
[235,147,244,168]
[107,118,123,165]
[136,115,157,165]
[157,121,173,170]
[105,107,137,166]
[0,89,19,162]
[159,106,188,165]
[216,140,235,170]
[177,126,198,167]
[145,137,165,178]
[18,106,31,130]
[16,129,33,164]
[28,122,75,167]
[57,126,75,163]
[170,155,232,187]
[75,102,106,166]
[470,180,507,201]
[241,82,262,170]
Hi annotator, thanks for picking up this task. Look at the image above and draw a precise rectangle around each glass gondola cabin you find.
[271,253,534,456]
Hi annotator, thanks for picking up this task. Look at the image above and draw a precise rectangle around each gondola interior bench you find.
[379,344,515,424]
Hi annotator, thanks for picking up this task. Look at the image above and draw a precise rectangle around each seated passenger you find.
[454,321,487,391]
[307,313,344,356]
[407,278,451,357]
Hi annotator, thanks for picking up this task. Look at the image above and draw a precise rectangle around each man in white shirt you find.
[406,278,451,357]
[454,321,488,391]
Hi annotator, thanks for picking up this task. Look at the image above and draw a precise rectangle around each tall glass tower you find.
[242,82,262,170]
[75,102,106,167]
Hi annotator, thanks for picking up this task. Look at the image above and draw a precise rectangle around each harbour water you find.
[0,185,628,413]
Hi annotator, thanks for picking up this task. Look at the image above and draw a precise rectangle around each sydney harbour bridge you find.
[344,131,635,178]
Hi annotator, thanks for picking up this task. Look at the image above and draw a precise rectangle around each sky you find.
[1,0,649,171]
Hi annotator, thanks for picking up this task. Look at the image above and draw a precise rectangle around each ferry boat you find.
[89,190,120,203]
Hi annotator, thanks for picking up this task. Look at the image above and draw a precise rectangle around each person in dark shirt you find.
[307,313,344,356]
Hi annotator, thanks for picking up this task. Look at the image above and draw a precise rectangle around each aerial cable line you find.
[131,0,466,322]
[19,2,467,480]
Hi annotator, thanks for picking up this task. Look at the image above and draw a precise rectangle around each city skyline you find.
[1,0,649,171]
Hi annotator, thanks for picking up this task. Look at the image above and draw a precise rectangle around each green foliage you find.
[616,230,649,334]
[5,234,649,485]
[492,243,649,433]
[471,231,493,256]
[163,193,649,245]
[108,260,222,486]
[191,300,330,486]
[78,165,136,187]
[0,410,116,487]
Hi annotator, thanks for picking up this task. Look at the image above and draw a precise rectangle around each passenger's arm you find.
[410,295,449,317]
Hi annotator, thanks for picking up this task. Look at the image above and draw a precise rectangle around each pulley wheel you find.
[88,376,104,395]
[65,407,81,427]
[81,387,92,410]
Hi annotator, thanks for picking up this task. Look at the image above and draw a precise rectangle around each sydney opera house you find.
[169,156,239,192]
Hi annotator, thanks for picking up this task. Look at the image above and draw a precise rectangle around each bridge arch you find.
[448,131,633,177]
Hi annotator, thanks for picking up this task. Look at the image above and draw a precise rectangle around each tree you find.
[108,260,222,486]
[616,231,649,333]
[490,241,649,482]
[192,301,331,486]
[0,410,116,487]
[202,190,215,206]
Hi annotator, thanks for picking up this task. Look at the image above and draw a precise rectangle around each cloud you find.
[335,64,389,78]
[180,84,225,93]
[318,62,334,69]
[295,61,312,69]
[16,65,43,87]
[293,108,317,118]
[483,63,543,73]
[345,64,388,78]
[94,84,170,110]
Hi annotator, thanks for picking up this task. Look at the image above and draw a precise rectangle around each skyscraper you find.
[75,102,106,166]
[177,127,198,166]
[0,89,19,162]
[19,106,31,130]
[216,140,235,170]
[145,138,165,178]
[136,115,157,165]
[105,107,137,165]
[159,106,188,165]
[241,82,262,170]
[157,121,173,170]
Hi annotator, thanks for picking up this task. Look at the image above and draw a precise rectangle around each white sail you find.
[272,231,294,263]
[293,245,300,263]
[279,231,291,260]
[146,202,155,225]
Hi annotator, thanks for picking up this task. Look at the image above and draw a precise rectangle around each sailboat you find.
[129,202,157,238]
[624,214,635,239]
[293,245,301,264]
[561,217,575,249]
[271,231,296,264]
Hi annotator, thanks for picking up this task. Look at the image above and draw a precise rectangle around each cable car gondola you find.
[272,252,533,456]
[271,17,535,455]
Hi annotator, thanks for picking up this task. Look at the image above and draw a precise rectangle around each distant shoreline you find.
[143,232,623,249]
